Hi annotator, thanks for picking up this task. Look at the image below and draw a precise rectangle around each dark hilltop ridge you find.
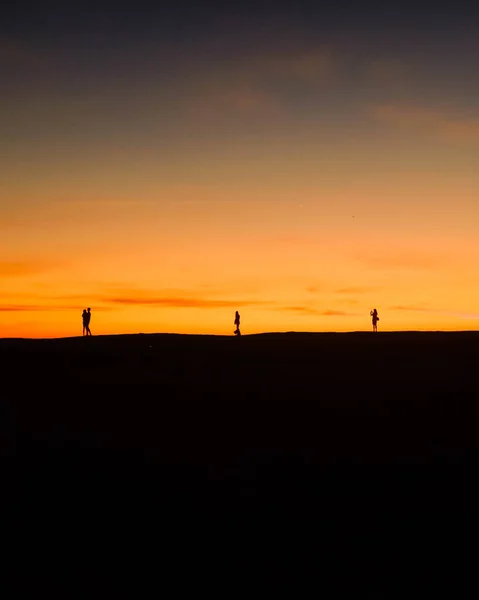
[7,331,479,593]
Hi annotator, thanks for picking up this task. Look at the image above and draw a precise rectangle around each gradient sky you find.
[2,0,479,337]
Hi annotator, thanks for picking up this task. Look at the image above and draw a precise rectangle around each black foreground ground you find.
[5,332,479,593]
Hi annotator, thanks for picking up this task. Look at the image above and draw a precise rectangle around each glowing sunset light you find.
[2,2,479,337]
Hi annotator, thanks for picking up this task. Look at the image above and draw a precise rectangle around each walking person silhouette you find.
[82,309,88,336]
[234,311,241,336]
[85,307,92,336]
[370,308,379,332]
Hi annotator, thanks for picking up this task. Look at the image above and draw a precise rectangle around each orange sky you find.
[2,3,479,337]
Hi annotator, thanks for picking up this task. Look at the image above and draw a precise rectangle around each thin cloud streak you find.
[258,50,334,81]
[322,310,359,316]
[104,296,274,308]
[0,261,61,277]
[390,304,433,312]
[390,305,479,319]
[190,83,283,121]
[336,286,381,294]
[186,47,335,120]
[279,306,359,316]
[374,104,479,144]
[355,251,446,271]
[0,36,46,69]
[0,304,112,312]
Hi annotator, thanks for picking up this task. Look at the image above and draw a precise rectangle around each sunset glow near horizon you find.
[2,1,479,338]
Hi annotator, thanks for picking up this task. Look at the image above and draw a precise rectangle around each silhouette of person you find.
[234,311,241,336]
[370,308,379,332]
[82,309,88,336]
[85,307,92,336]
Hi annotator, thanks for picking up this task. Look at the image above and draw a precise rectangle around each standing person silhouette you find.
[82,309,88,336]
[85,307,92,336]
[370,308,379,332]
[234,311,241,336]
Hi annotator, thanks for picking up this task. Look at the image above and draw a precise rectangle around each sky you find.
[2,0,479,337]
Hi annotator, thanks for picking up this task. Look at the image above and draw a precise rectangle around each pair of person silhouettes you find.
[82,308,92,336]
[370,308,379,332]
[234,311,241,336]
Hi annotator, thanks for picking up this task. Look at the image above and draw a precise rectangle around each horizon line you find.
[1,329,479,341]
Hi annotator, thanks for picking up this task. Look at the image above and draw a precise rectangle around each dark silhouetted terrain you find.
[6,332,479,594]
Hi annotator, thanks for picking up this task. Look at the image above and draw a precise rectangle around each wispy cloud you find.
[49,199,160,207]
[187,47,334,120]
[0,303,112,312]
[2,285,272,312]
[362,58,412,92]
[336,298,361,307]
[305,285,322,294]
[259,50,334,82]
[321,310,359,317]
[278,306,321,315]
[390,305,479,319]
[336,286,381,294]
[373,104,479,144]
[220,85,282,115]
[104,294,273,309]
[390,304,433,312]
[0,37,45,68]
[0,305,46,312]
[355,250,446,271]
[453,312,479,320]
[0,261,59,277]
[279,306,359,316]
[188,83,281,121]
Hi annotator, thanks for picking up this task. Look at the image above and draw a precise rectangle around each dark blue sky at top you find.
[2,0,478,143]
[3,0,479,56]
